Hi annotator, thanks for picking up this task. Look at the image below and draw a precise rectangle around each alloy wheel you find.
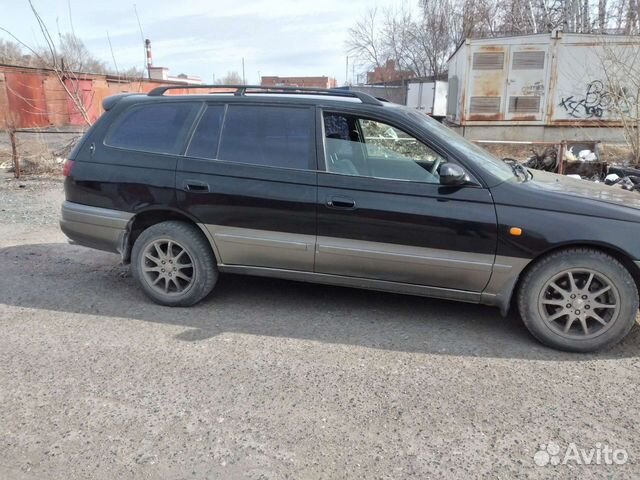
[538,269,619,339]
[141,239,195,295]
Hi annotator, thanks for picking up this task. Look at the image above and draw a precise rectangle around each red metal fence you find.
[0,64,192,130]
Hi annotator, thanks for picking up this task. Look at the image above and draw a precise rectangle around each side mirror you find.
[439,162,467,186]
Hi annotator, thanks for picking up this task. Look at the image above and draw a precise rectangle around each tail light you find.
[62,159,75,177]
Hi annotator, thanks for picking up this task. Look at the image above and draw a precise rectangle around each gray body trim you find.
[59,208,531,310]
[218,265,482,303]
[201,224,531,309]
[60,201,133,254]
[204,225,315,271]
[315,236,494,291]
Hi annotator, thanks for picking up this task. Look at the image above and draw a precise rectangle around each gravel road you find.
[1,172,639,479]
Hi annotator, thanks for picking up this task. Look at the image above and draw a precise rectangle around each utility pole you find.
[345,56,349,85]
[242,58,246,85]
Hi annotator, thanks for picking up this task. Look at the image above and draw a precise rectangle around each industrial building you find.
[261,75,337,89]
[446,31,640,142]
[148,66,202,85]
[366,60,413,85]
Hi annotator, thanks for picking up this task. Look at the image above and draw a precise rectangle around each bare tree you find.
[50,33,108,73]
[214,71,244,85]
[0,33,110,74]
[347,0,640,84]
[347,8,385,74]
[449,0,501,42]
[382,6,423,76]
[598,0,609,29]
[346,4,456,81]
[0,39,26,65]
[624,0,640,32]
[0,1,96,126]
[420,0,466,77]
[599,39,640,162]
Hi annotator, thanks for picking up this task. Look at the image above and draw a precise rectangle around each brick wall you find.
[366,60,413,85]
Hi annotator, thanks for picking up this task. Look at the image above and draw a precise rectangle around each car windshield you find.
[404,110,516,184]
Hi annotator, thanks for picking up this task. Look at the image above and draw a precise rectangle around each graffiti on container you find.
[558,80,630,119]
[521,82,544,96]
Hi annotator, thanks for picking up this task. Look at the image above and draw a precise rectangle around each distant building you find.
[261,76,337,88]
[366,60,414,85]
[446,31,640,142]
[149,67,202,85]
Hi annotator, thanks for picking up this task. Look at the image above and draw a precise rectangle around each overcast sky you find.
[1,0,416,84]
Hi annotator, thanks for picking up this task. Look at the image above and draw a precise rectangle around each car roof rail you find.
[146,84,384,106]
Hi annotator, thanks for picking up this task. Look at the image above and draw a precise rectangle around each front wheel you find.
[518,248,638,352]
[131,221,218,306]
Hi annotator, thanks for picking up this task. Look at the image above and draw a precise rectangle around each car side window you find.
[106,102,199,155]
[323,112,445,183]
[218,105,314,170]
[186,105,225,159]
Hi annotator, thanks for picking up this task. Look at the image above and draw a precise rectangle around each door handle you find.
[327,196,356,210]
[183,180,210,193]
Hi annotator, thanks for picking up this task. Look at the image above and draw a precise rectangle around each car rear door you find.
[316,108,497,293]
[176,102,317,271]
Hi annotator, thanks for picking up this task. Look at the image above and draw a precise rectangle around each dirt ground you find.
[1,172,639,479]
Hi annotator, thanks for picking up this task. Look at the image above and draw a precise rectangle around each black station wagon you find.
[61,85,640,352]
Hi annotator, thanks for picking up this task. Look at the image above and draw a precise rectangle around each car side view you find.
[60,85,640,352]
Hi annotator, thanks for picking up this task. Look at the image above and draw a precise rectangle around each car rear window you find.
[186,105,226,159]
[105,102,199,155]
[218,105,314,170]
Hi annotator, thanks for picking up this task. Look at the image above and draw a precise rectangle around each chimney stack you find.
[145,39,152,79]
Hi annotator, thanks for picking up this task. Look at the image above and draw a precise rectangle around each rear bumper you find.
[60,201,133,254]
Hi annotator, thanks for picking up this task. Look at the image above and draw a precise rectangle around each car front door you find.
[316,109,497,293]
[176,102,317,271]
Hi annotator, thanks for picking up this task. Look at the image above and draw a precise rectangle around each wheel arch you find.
[122,208,219,264]
[500,241,640,316]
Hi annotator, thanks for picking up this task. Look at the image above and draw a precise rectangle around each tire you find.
[517,248,638,352]
[131,221,218,306]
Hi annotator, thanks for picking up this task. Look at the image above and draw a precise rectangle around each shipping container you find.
[446,31,640,142]
[406,80,448,117]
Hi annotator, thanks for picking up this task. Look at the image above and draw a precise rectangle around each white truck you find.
[406,80,448,118]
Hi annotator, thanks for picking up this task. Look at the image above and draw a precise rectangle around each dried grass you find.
[0,130,79,175]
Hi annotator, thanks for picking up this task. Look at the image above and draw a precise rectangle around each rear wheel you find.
[131,221,217,306]
[518,248,638,352]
